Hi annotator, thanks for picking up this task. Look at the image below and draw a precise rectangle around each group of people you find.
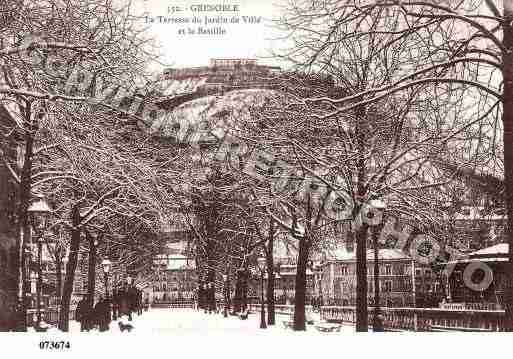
[111,286,144,320]
[75,284,145,332]
[197,282,218,314]
[75,295,112,332]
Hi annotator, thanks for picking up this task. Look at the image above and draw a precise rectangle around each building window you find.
[385,265,392,276]
[383,281,392,292]
[396,264,405,275]
[340,265,348,276]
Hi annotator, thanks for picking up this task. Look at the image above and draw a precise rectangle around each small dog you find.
[118,321,134,332]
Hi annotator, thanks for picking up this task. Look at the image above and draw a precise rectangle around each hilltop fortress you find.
[156,58,345,111]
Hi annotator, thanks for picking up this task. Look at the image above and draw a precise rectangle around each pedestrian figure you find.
[94,296,111,332]
[137,290,143,315]
[119,287,129,317]
[206,282,215,314]
[112,289,119,320]
[127,285,137,321]
[75,295,89,332]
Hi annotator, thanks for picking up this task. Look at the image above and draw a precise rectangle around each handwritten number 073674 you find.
[39,341,71,350]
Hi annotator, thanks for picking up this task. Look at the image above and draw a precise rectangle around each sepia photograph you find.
[0,0,512,357]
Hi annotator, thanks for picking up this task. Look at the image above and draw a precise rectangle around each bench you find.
[282,320,294,329]
[430,325,495,332]
[315,323,342,333]
[282,319,315,328]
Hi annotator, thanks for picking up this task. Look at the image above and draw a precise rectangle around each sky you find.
[132,0,287,71]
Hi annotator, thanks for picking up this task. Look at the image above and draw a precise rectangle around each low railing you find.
[151,301,195,309]
[438,302,503,311]
[320,306,505,332]
[247,304,506,331]
[26,307,75,327]
[247,304,314,317]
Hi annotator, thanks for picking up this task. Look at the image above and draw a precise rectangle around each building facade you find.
[444,205,505,252]
[143,249,197,303]
[140,214,197,303]
[320,248,442,307]
[445,243,508,310]
[248,263,315,305]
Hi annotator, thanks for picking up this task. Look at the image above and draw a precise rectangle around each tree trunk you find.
[85,231,97,312]
[293,237,310,331]
[355,222,369,331]
[55,247,62,300]
[207,267,215,311]
[266,219,275,325]
[14,104,35,331]
[355,98,369,332]
[233,271,241,313]
[0,133,18,330]
[502,4,513,331]
[54,246,62,320]
[58,204,81,331]
[226,277,231,311]
[241,268,248,312]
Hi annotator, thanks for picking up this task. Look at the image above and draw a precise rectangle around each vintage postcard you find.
[0,0,511,357]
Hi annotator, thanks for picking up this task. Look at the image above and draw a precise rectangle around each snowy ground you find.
[40,307,353,335]
[23,308,358,358]
[18,309,509,359]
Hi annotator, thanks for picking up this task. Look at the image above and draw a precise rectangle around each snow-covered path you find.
[48,308,354,335]
[124,308,353,334]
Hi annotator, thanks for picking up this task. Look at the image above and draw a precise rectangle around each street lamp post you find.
[257,257,267,329]
[369,199,386,332]
[274,264,281,304]
[312,264,323,311]
[222,274,228,318]
[127,275,133,321]
[27,194,52,329]
[36,235,43,327]
[29,271,37,323]
[101,259,111,299]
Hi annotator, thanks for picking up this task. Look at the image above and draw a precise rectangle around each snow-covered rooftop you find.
[451,206,505,221]
[469,243,508,258]
[166,255,196,271]
[325,248,411,262]
[154,254,195,270]
[444,243,509,265]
